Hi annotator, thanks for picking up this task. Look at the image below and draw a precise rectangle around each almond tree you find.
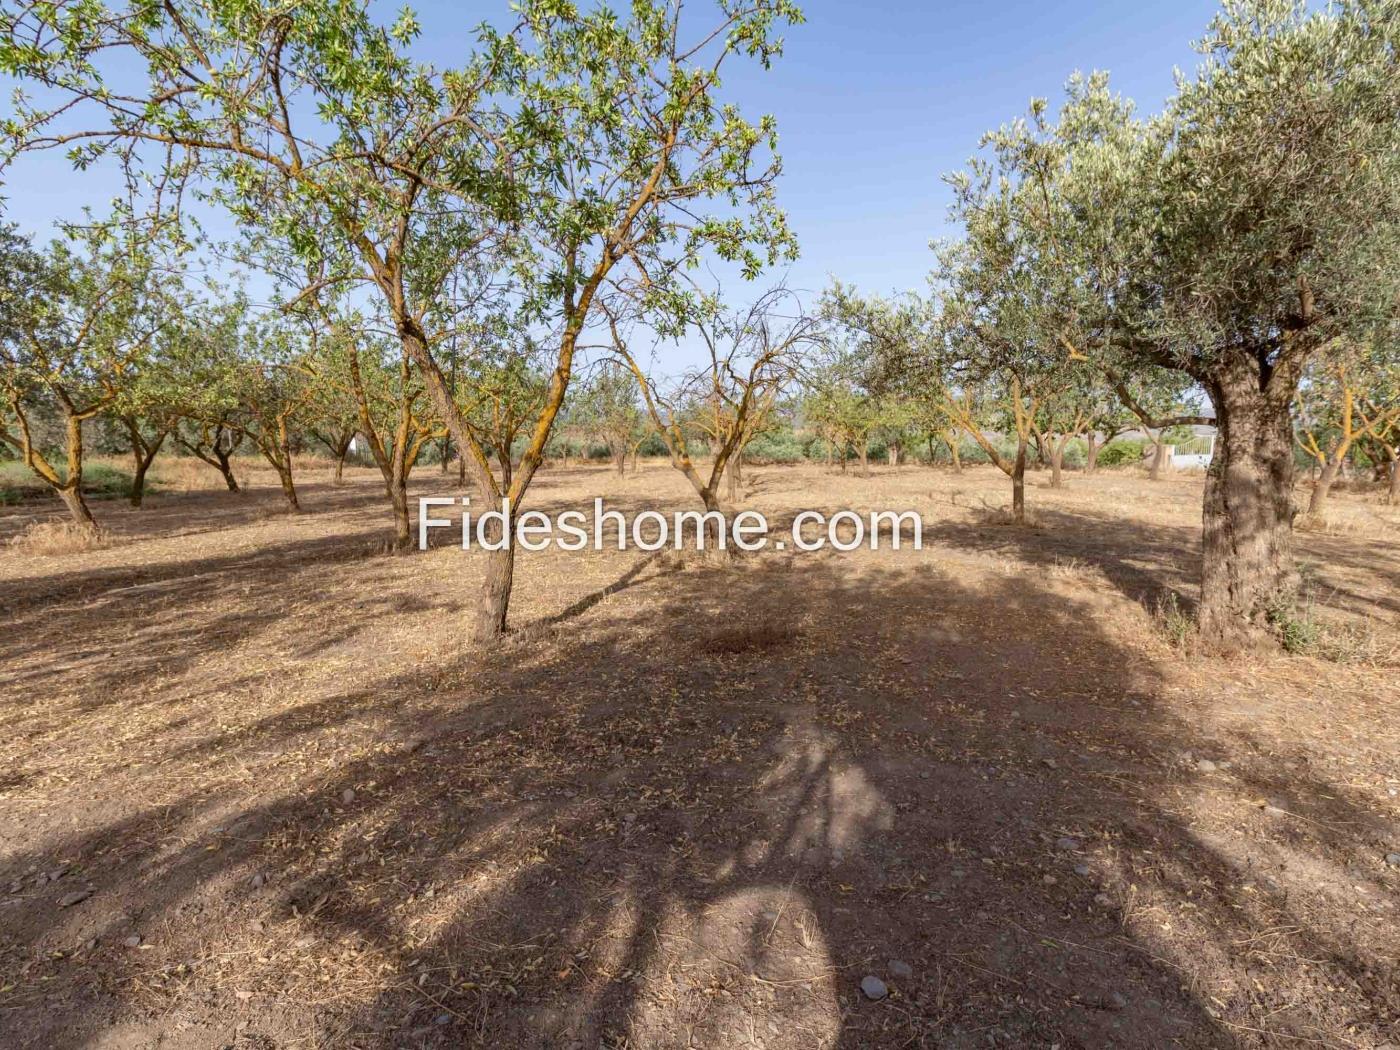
[163,299,252,493]
[576,362,647,476]
[0,224,166,527]
[1295,342,1400,516]
[1,0,800,638]
[609,287,817,536]
[313,319,441,547]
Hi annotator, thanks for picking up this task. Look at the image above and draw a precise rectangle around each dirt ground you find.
[2,458,1398,1050]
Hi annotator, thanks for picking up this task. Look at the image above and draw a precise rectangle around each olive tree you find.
[962,2,1400,647]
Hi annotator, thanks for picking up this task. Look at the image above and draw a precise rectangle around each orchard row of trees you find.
[2,0,1398,650]
[818,0,1400,649]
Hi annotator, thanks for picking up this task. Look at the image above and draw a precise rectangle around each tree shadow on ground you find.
[3,546,1397,1049]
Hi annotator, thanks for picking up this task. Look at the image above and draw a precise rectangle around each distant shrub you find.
[1096,439,1148,468]
[744,431,808,464]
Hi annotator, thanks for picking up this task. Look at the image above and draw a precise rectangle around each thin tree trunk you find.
[126,424,168,509]
[130,458,151,507]
[58,485,97,529]
[1198,371,1297,650]
[1011,439,1027,524]
[474,542,516,641]
[949,435,962,475]
[1307,457,1343,516]
[1149,431,1165,481]
[1049,439,1064,488]
[1390,456,1399,506]
[390,472,411,550]
[858,440,869,477]
[216,447,240,492]
[275,461,300,511]
[1085,432,1100,475]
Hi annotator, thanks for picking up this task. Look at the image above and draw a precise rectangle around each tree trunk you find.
[1390,456,1400,506]
[1307,456,1342,516]
[276,462,300,511]
[1033,433,1049,469]
[390,473,411,550]
[1148,432,1165,480]
[1085,433,1100,475]
[58,485,97,529]
[216,448,240,492]
[858,440,869,477]
[127,427,167,508]
[335,446,350,485]
[1197,372,1297,650]
[1049,441,1064,488]
[130,460,151,508]
[614,447,627,475]
[474,542,516,641]
[699,488,733,556]
[949,436,962,475]
[1011,438,1027,524]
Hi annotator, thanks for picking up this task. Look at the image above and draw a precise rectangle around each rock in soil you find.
[860,975,888,1000]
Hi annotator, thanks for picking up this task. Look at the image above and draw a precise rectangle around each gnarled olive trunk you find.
[1148,431,1166,481]
[1197,370,1297,649]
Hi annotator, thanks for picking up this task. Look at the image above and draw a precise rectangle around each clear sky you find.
[1,0,1223,307]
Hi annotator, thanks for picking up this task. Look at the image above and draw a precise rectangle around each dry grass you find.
[7,519,106,555]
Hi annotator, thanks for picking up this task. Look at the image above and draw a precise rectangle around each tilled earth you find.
[1,461,1398,1049]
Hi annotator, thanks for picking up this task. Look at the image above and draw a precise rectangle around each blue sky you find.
[2,0,1222,310]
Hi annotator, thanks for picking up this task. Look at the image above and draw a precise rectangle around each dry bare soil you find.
[2,460,1399,1050]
